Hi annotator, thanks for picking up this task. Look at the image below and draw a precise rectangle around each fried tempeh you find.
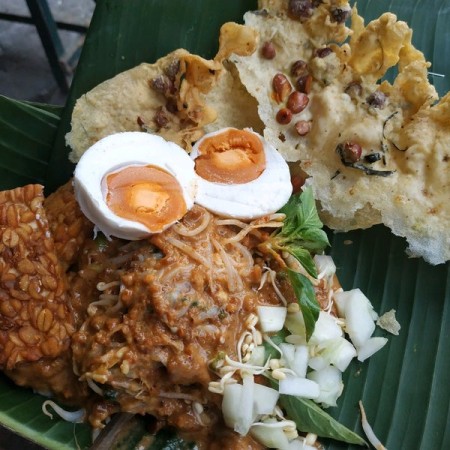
[0,184,75,369]
[44,180,94,271]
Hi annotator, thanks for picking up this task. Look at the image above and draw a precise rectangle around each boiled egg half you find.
[73,132,197,240]
[190,127,292,220]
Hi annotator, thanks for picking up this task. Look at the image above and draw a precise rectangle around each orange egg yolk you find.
[105,165,187,233]
[194,129,266,184]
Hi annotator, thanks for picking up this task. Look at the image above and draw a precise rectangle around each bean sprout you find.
[359,401,387,450]
[42,400,85,423]
[173,210,211,236]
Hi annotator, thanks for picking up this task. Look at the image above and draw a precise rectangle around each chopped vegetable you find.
[334,289,377,348]
[253,384,280,415]
[291,345,309,378]
[212,195,393,449]
[307,366,343,407]
[313,254,336,283]
[279,375,320,399]
[279,343,296,366]
[285,310,307,339]
[288,438,316,450]
[222,376,254,435]
[257,306,287,333]
[357,337,388,362]
[248,345,266,366]
[222,376,280,436]
[309,311,343,345]
[308,337,357,372]
[250,422,291,450]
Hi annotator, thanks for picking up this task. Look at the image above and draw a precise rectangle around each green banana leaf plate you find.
[1,1,449,449]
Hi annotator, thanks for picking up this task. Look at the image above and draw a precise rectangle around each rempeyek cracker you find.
[66,23,262,162]
[230,0,449,264]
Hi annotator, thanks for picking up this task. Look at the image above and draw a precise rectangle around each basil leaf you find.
[298,227,330,252]
[263,187,329,275]
[293,186,324,230]
[278,194,301,235]
[287,269,320,340]
[285,246,317,278]
[279,394,367,446]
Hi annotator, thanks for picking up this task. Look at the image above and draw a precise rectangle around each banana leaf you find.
[0,96,59,189]
[0,0,449,449]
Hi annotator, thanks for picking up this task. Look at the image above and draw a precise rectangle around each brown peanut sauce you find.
[69,205,282,448]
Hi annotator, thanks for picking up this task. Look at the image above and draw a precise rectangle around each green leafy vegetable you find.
[287,269,320,340]
[258,187,329,277]
[279,393,367,446]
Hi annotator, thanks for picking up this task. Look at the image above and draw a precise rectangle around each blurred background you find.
[0,0,95,104]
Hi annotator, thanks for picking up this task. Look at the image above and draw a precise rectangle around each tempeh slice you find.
[0,184,75,370]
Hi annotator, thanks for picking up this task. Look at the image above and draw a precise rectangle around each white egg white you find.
[190,128,292,220]
[73,131,197,240]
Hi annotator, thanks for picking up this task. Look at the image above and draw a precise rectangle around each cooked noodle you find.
[173,210,211,236]
[109,252,137,266]
[196,324,220,336]
[212,238,244,293]
[216,218,249,228]
[223,220,283,244]
[230,241,254,275]
[166,236,210,267]
[161,265,194,283]
[265,267,288,306]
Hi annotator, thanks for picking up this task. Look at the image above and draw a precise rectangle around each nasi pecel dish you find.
[1,136,385,449]
[0,0,448,449]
